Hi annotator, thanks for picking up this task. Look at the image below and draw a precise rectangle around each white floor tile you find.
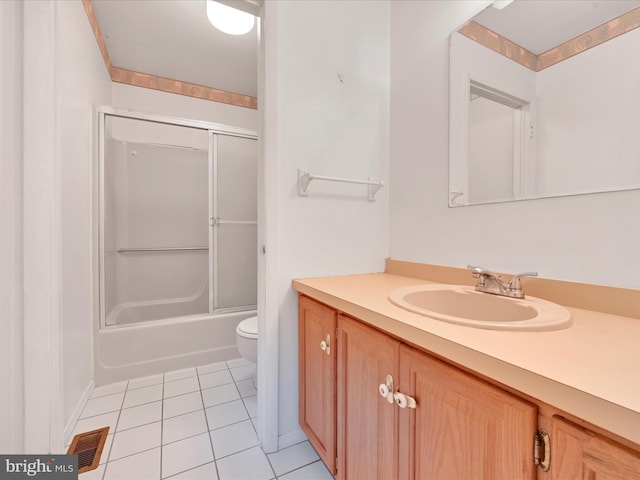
[117,401,162,432]
[80,464,106,480]
[230,364,256,383]
[128,374,164,390]
[168,461,218,480]
[109,422,161,460]
[197,361,228,375]
[278,460,334,480]
[67,358,289,480]
[199,370,233,389]
[201,384,240,408]
[226,358,252,369]
[243,396,257,418]
[206,400,249,431]
[162,410,208,445]
[81,393,125,418]
[104,447,161,480]
[164,376,200,399]
[216,446,274,480]
[210,420,259,459]
[122,384,163,409]
[164,367,197,383]
[92,381,128,399]
[236,378,257,398]
[163,391,203,419]
[268,441,320,477]
[72,411,119,438]
[162,433,214,479]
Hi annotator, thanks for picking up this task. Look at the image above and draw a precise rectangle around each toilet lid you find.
[237,316,258,338]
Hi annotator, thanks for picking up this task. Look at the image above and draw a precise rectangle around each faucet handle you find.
[507,271,538,290]
[467,265,494,278]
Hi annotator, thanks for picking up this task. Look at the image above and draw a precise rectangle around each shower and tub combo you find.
[96,107,258,384]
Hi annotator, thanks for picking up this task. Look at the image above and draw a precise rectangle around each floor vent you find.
[66,426,110,474]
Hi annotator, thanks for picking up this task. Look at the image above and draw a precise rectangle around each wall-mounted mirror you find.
[449,0,640,206]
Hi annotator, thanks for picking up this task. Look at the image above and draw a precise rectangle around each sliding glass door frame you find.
[98,106,257,329]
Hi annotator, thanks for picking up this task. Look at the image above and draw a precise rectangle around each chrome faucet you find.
[467,265,538,299]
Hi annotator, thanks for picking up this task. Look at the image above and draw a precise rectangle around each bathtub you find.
[94,309,256,385]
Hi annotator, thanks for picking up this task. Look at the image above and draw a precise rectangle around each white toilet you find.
[235,315,258,363]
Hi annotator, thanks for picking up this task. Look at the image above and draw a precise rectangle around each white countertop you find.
[293,272,640,445]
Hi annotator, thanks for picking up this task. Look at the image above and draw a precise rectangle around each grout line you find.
[103,445,161,466]
[78,391,127,420]
[90,384,129,399]
[267,440,324,478]
[208,414,252,433]
[163,408,203,422]
[213,443,263,462]
[115,411,162,434]
[159,373,165,479]
[197,365,221,480]
[161,461,216,480]
[263,446,279,479]
[199,378,236,390]
[100,380,129,479]
[278,459,333,479]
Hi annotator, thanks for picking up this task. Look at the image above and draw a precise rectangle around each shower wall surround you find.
[101,111,257,327]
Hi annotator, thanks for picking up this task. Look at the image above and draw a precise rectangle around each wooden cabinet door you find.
[298,295,337,474]
[551,415,640,480]
[398,345,537,480]
[337,315,400,480]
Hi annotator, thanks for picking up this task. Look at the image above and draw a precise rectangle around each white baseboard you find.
[63,380,95,447]
[278,427,308,451]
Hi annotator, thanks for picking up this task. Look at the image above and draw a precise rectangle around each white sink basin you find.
[388,284,572,331]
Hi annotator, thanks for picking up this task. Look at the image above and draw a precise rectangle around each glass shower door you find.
[209,133,258,311]
[100,108,258,327]
[102,115,210,326]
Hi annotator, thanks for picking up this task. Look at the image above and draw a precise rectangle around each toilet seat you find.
[236,316,258,340]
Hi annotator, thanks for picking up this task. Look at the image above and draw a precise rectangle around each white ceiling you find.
[91,0,259,96]
[473,0,640,54]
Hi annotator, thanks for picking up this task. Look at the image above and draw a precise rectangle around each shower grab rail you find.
[210,218,258,226]
[298,169,384,201]
[117,246,208,253]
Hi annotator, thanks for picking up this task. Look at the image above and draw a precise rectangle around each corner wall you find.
[56,0,112,443]
[265,0,390,446]
[0,0,24,454]
[389,0,640,290]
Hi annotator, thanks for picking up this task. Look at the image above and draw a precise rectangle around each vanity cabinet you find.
[397,345,537,479]
[337,315,400,479]
[550,415,640,479]
[298,295,640,479]
[298,295,337,474]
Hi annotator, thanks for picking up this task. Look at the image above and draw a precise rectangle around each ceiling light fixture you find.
[206,0,255,35]
[492,0,514,10]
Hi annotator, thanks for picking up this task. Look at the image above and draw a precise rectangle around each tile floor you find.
[69,358,334,480]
